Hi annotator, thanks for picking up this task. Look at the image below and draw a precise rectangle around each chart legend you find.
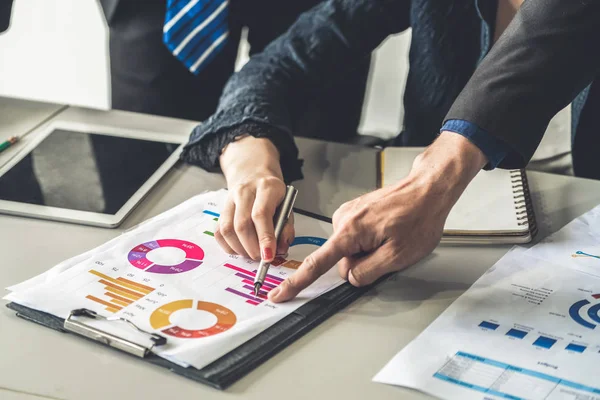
[202,209,220,237]
[85,269,155,313]
[127,239,204,274]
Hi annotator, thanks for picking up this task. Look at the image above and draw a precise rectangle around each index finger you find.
[268,233,348,303]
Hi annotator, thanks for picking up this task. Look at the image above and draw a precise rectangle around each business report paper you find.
[374,247,600,399]
[5,190,343,369]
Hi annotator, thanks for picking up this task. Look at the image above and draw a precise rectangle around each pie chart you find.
[127,239,204,274]
[150,299,236,338]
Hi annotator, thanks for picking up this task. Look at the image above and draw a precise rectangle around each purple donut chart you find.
[128,239,204,275]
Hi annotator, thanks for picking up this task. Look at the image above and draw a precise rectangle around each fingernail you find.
[262,247,273,261]
[269,287,281,300]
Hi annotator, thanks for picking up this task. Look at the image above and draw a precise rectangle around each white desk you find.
[2,100,600,400]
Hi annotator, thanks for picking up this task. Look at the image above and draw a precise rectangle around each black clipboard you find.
[5,208,375,390]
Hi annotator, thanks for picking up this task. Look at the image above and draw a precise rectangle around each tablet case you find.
[5,209,375,390]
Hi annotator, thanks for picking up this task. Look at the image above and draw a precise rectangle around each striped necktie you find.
[163,0,229,75]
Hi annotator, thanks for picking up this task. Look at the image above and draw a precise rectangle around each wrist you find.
[220,135,283,183]
[403,131,487,209]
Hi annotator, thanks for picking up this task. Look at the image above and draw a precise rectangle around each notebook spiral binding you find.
[510,169,538,238]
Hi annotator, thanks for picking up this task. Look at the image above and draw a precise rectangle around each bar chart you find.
[532,335,556,349]
[475,319,596,355]
[565,343,587,353]
[85,269,155,313]
[505,328,528,339]
[222,263,283,306]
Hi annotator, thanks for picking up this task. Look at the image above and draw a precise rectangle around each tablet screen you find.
[0,129,179,214]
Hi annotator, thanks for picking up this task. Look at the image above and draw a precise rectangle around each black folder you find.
[5,209,374,390]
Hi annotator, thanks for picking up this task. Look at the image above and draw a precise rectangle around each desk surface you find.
[2,100,600,400]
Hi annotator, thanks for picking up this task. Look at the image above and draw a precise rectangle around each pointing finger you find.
[269,232,350,303]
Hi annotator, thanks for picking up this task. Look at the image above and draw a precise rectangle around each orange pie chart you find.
[150,299,236,338]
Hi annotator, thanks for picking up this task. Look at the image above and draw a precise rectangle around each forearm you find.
[446,0,600,169]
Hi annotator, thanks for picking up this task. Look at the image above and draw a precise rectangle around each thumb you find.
[346,242,396,287]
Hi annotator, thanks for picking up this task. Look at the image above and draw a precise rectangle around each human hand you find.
[269,131,488,302]
[216,135,294,262]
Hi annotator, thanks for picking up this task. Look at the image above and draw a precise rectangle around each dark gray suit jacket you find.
[0,0,13,32]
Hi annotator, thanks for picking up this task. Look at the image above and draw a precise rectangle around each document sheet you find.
[374,205,600,400]
[5,190,343,369]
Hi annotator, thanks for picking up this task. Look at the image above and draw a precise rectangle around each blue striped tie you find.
[163,0,229,75]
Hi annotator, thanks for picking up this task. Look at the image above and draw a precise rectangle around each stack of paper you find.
[374,205,600,399]
[4,190,343,369]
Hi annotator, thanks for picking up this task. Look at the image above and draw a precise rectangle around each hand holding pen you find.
[253,185,298,296]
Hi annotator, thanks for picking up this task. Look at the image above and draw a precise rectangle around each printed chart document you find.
[374,204,600,400]
[5,190,343,369]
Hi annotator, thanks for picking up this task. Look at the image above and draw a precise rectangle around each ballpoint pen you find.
[254,185,298,297]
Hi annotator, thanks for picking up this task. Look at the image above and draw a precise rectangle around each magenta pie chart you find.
[128,239,204,274]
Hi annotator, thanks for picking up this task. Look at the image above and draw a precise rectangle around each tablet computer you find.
[0,120,184,227]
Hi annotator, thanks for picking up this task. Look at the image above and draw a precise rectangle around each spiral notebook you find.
[379,147,537,244]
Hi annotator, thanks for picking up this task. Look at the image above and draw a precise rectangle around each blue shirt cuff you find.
[441,119,509,169]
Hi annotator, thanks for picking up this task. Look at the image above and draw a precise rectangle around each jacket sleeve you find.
[181,0,409,182]
[445,0,600,169]
[0,0,13,33]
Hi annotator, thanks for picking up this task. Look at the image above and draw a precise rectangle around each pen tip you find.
[253,283,261,297]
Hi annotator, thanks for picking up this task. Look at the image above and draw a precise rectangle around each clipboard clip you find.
[64,308,167,358]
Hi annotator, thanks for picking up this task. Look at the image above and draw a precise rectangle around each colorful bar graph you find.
[566,343,586,353]
[242,279,273,291]
[100,280,144,299]
[104,292,133,305]
[505,328,528,339]
[533,336,557,349]
[235,272,254,281]
[86,270,155,314]
[110,298,130,307]
[224,263,282,285]
[204,231,214,237]
[90,270,153,294]
[203,210,220,218]
[242,285,268,299]
[478,321,499,330]
[253,269,284,283]
[224,263,255,276]
[223,263,285,305]
[236,274,276,289]
[106,286,142,301]
[115,276,154,293]
[225,287,263,303]
[86,295,122,310]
